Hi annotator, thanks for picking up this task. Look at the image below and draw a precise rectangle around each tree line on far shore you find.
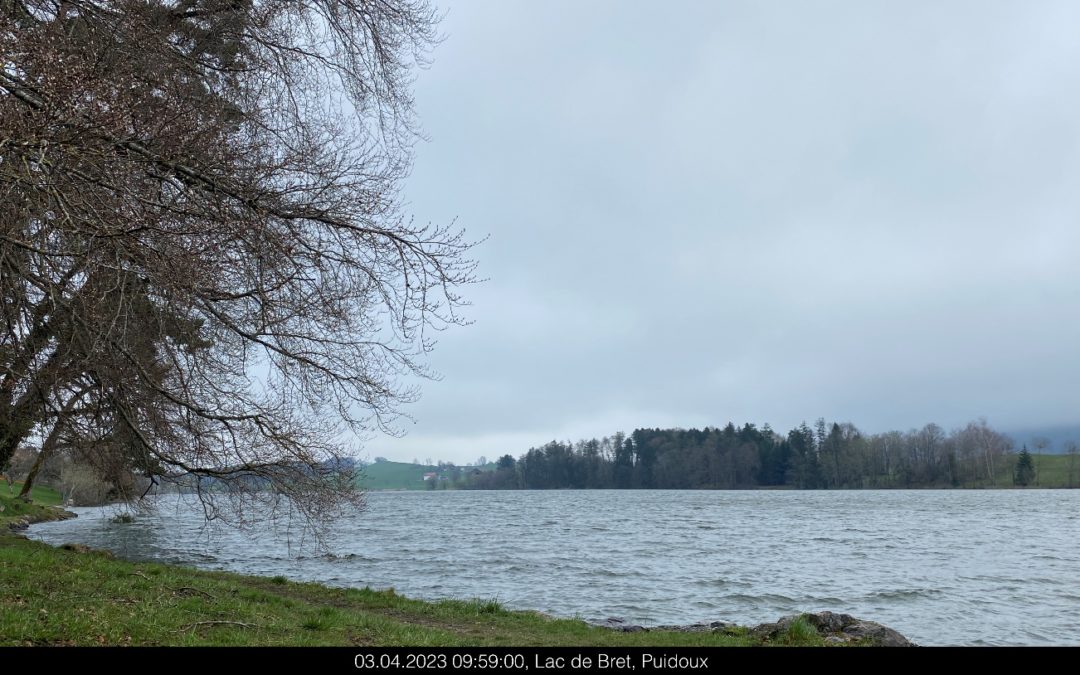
[460,419,1079,490]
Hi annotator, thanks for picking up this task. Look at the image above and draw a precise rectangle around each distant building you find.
[422,472,437,481]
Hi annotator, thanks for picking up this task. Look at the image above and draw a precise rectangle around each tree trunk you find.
[17,449,46,502]
[0,430,26,484]
[17,410,68,501]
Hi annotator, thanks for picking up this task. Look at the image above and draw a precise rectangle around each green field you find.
[356,460,493,491]
[959,453,1080,488]
[356,460,439,490]
[2,483,62,506]
[1028,453,1080,488]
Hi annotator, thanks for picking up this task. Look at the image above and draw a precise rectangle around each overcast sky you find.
[370,0,1080,464]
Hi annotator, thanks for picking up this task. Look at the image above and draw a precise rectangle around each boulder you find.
[59,543,114,558]
[594,610,915,646]
[654,620,738,633]
[752,611,916,646]
[595,617,647,632]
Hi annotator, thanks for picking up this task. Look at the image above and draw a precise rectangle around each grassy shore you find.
[0,491,828,647]
[0,484,66,526]
[2,482,63,506]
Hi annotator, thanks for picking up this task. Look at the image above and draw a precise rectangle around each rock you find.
[595,618,732,634]
[750,620,784,640]
[594,617,647,632]
[60,543,114,558]
[803,610,851,634]
[751,611,916,647]
[840,619,914,647]
[49,507,78,522]
[593,610,914,646]
[652,620,738,633]
[655,623,712,633]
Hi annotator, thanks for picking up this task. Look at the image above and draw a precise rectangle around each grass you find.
[356,460,494,491]
[356,461,441,491]
[2,483,62,506]
[778,615,821,646]
[1030,453,1080,488]
[0,486,65,526]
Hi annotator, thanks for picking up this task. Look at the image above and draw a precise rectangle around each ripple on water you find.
[720,592,797,604]
[862,588,943,602]
[584,568,645,579]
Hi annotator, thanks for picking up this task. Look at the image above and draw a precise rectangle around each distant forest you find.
[460,419,1079,490]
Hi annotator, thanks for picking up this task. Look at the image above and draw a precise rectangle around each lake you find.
[27,489,1080,646]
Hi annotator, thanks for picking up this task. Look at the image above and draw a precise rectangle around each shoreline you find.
[1,497,913,647]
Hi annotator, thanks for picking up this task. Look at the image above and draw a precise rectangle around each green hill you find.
[356,460,436,490]
[355,460,496,491]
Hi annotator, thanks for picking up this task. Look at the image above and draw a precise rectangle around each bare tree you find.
[0,1,476,531]
[1031,436,1050,487]
[1066,441,1079,489]
[1,445,34,493]
[958,418,1012,486]
[58,460,110,506]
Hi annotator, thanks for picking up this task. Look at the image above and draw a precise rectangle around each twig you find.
[129,570,214,599]
[169,586,215,600]
[181,620,256,631]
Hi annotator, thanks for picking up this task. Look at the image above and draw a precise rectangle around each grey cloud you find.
[371,1,1080,463]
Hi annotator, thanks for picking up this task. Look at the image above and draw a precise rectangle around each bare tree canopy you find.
[0,0,477,527]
